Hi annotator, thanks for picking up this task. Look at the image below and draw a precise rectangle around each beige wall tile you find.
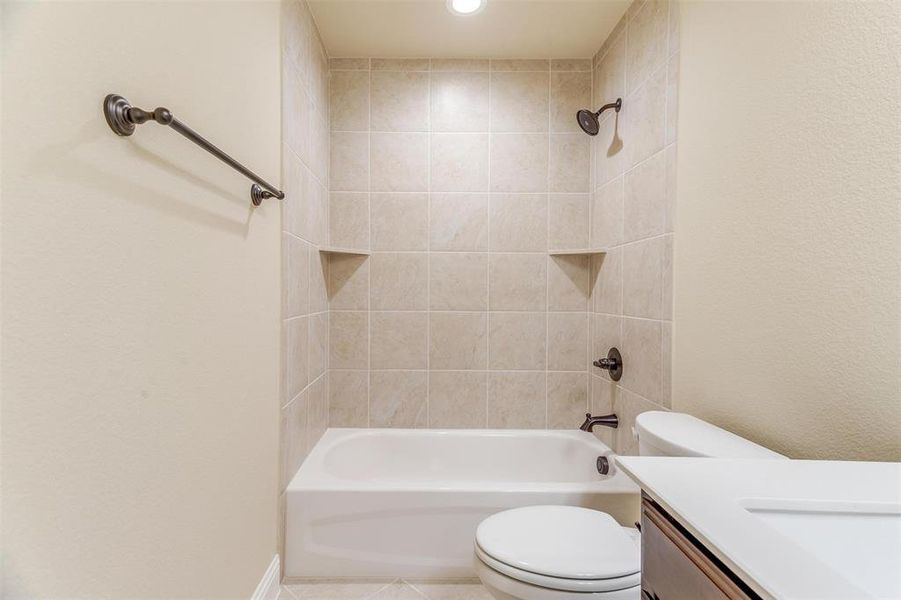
[624,66,666,169]
[280,391,308,489]
[590,314,622,381]
[430,253,488,311]
[626,0,668,96]
[551,71,591,133]
[283,316,310,404]
[307,375,328,448]
[663,143,677,233]
[329,370,369,427]
[593,111,627,185]
[329,311,368,369]
[370,193,429,251]
[307,163,329,245]
[329,57,370,70]
[548,313,589,371]
[490,134,549,193]
[329,70,369,131]
[487,371,546,428]
[548,372,589,428]
[309,312,328,380]
[489,253,547,311]
[369,371,428,428]
[430,134,490,192]
[329,192,369,249]
[282,233,310,319]
[548,255,590,311]
[620,317,662,403]
[310,251,329,313]
[614,388,666,455]
[490,71,549,132]
[370,311,429,369]
[429,371,487,428]
[330,132,369,191]
[665,53,679,145]
[490,59,549,72]
[661,321,672,408]
[590,249,622,315]
[431,72,490,132]
[623,236,664,319]
[662,234,673,319]
[281,145,308,238]
[623,149,666,243]
[668,0,680,56]
[372,58,430,71]
[591,178,624,249]
[370,71,429,132]
[370,252,428,310]
[283,65,312,165]
[589,375,617,447]
[431,58,490,72]
[552,58,592,72]
[429,312,488,370]
[430,193,489,251]
[328,254,369,310]
[370,133,429,192]
[549,194,589,250]
[490,194,548,252]
[594,33,625,106]
[550,134,590,192]
[488,312,546,370]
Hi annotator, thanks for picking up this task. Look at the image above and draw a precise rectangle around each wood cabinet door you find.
[640,498,756,600]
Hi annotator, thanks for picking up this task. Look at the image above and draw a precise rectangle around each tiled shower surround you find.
[326,55,598,432]
[324,0,678,447]
[589,0,679,454]
[279,0,679,546]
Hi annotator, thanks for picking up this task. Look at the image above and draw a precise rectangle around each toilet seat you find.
[475,506,641,593]
[475,544,641,592]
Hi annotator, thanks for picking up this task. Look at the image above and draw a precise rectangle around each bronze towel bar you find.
[103,94,285,206]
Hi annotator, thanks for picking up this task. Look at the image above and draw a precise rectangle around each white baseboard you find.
[251,554,281,600]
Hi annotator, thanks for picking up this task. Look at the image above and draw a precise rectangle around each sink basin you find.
[741,498,901,599]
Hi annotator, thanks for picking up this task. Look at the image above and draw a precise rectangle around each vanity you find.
[618,457,901,600]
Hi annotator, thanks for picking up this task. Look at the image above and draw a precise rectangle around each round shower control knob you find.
[592,347,623,381]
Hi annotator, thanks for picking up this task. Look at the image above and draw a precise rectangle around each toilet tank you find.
[635,412,787,459]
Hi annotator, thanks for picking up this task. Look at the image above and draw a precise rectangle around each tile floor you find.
[279,579,492,600]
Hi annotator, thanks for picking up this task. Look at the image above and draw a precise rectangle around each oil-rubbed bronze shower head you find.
[576,98,622,136]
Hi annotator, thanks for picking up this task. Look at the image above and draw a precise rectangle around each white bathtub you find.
[285,428,640,580]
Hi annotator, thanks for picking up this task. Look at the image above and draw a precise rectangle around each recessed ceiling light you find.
[447,0,485,16]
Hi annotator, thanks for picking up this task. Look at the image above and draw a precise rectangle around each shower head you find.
[576,98,622,136]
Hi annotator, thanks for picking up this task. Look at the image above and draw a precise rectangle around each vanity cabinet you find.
[640,495,760,600]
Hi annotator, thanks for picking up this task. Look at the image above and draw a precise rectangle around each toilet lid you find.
[476,506,640,581]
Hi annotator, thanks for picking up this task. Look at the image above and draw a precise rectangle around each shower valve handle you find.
[592,347,623,381]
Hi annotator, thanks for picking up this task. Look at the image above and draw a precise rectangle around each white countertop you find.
[616,457,901,600]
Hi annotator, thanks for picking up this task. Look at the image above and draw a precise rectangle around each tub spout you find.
[580,413,619,432]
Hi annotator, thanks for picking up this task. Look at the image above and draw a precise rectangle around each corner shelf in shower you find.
[318,246,371,256]
[548,249,607,256]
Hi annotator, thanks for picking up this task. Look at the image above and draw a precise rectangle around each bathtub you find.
[284,428,640,580]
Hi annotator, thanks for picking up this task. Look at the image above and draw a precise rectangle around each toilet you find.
[473,411,786,599]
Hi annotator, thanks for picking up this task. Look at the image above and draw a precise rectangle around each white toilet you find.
[473,411,786,599]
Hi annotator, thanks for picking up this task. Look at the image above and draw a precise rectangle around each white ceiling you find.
[308,0,630,59]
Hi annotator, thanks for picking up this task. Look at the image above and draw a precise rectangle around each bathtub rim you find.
[287,428,639,495]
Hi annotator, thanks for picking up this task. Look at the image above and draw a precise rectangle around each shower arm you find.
[103,94,285,206]
[595,98,622,117]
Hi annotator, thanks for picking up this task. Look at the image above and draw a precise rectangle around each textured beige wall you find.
[326,57,595,430]
[1,2,281,597]
[589,0,679,454]
[279,0,331,569]
[673,1,900,460]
